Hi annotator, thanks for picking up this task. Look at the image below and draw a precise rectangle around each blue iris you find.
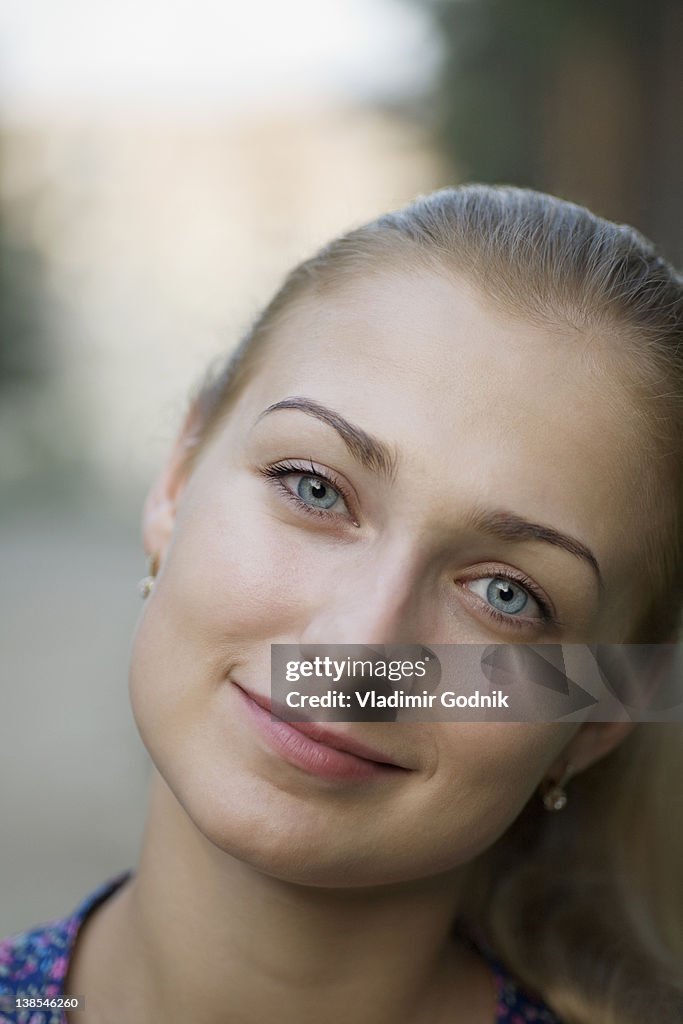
[297,476,339,509]
[486,579,528,614]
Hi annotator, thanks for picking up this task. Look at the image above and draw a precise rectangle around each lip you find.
[232,680,411,781]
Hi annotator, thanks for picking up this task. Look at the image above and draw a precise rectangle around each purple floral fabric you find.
[472,940,564,1023]
[0,872,130,1023]
[1,873,563,1023]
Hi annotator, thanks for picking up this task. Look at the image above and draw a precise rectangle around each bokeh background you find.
[1,0,681,934]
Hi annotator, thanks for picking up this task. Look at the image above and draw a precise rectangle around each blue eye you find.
[260,460,356,523]
[465,576,541,620]
[296,475,341,510]
[485,578,528,614]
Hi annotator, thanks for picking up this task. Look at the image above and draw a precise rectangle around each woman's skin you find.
[65,269,650,1024]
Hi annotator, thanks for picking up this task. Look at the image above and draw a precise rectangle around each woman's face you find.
[130,270,650,886]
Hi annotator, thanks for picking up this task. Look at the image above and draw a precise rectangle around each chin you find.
[175,782,480,890]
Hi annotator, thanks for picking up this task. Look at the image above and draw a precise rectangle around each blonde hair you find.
[460,722,683,1023]
[186,185,683,1021]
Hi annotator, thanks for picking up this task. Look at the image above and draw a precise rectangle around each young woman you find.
[2,185,682,1024]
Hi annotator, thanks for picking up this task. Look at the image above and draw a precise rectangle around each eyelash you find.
[259,461,559,633]
[258,460,357,523]
[457,570,559,633]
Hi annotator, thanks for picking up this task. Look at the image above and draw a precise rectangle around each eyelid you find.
[456,566,560,629]
[259,459,360,524]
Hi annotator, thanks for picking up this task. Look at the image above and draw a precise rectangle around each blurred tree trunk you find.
[543,0,682,263]
[419,0,682,263]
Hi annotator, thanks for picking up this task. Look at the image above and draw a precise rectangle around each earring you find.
[138,554,158,599]
[541,762,574,812]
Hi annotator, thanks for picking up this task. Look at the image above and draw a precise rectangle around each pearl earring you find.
[138,554,158,599]
[541,762,574,812]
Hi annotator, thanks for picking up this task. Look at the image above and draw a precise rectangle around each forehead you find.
[237,269,651,585]
[265,269,627,410]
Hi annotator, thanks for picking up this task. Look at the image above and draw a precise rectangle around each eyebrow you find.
[464,507,603,589]
[256,396,398,481]
[255,396,603,587]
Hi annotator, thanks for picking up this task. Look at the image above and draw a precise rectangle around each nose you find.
[299,539,427,648]
[291,541,434,723]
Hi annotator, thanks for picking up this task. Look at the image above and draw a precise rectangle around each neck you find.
[70,771,496,1024]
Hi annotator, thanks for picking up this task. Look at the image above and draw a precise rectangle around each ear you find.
[546,720,636,783]
[141,404,204,569]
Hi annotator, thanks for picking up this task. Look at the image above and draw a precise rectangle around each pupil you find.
[297,475,338,509]
[486,578,528,615]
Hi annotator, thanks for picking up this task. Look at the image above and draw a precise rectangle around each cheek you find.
[148,478,307,646]
[415,724,569,868]
[128,471,319,767]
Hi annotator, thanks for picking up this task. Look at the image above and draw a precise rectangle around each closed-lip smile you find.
[231,679,412,780]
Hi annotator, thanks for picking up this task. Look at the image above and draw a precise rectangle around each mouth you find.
[231,680,412,782]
